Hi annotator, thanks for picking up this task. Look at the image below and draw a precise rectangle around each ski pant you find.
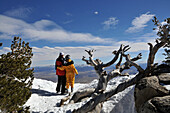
[66,74,75,89]
[56,75,66,93]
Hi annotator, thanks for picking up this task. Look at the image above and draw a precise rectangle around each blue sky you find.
[0,0,169,67]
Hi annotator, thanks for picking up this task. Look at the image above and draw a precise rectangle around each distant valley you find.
[33,65,97,83]
[33,64,146,83]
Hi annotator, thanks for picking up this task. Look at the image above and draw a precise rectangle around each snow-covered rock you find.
[25,75,137,113]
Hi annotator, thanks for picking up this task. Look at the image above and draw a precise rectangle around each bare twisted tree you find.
[59,17,170,113]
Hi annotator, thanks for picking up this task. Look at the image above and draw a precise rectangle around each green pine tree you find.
[163,49,170,65]
[0,37,34,112]
[162,18,170,66]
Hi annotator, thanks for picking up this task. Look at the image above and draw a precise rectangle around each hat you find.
[59,52,64,56]
[65,55,70,60]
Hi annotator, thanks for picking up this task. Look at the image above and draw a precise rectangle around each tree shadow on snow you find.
[31,88,59,96]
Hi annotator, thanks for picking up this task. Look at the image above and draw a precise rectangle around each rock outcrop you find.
[158,73,170,85]
[134,65,170,113]
[140,96,170,113]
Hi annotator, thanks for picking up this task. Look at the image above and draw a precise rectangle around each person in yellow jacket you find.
[57,55,78,92]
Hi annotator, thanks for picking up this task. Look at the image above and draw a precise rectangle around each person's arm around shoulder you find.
[57,66,66,70]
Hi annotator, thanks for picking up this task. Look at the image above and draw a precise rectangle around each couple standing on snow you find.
[55,52,78,95]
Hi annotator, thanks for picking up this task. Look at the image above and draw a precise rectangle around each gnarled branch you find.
[124,54,144,73]
[73,73,144,113]
[62,17,170,113]
[102,44,124,68]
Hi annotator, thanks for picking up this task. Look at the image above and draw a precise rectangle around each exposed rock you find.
[153,64,170,74]
[139,96,170,113]
[139,100,159,113]
[157,73,170,85]
[134,76,169,112]
[151,96,170,113]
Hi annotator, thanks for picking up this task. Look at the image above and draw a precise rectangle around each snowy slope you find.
[25,79,88,112]
[25,75,137,113]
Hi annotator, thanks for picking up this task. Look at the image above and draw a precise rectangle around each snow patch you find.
[164,85,170,90]
[25,75,137,113]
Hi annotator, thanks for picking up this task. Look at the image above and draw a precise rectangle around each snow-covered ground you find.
[25,75,138,113]
[25,79,88,113]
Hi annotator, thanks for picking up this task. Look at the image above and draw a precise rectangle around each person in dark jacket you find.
[55,52,66,94]
[55,52,74,94]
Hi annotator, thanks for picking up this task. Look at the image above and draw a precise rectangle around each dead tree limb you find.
[69,88,95,103]
[72,17,170,113]
[60,45,142,107]
[64,45,141,107]
[59,17,170,112]
[60,44,131,106]
[102,44,124,68]
[73,73,144,113]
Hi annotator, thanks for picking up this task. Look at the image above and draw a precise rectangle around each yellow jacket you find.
[57,59,78,88]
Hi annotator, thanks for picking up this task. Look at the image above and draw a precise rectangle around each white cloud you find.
[0,37,161,67]
[102,17,119,30]
[126,12,155,33]
[94,11,99,15]
[63,20,73,24]
[0,14,112,44]
[46,14,51,18]
[31,39,151,66]
[33,20,61,30]
[65,12,72,16]
[3,7,32,19]
[0,47,10,54]
[31,45,117,66]
[0,14,163,67]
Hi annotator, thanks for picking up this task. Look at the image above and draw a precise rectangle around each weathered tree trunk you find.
[73,73,146,113]
[69,88,95,103]
[59,17,170,113]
